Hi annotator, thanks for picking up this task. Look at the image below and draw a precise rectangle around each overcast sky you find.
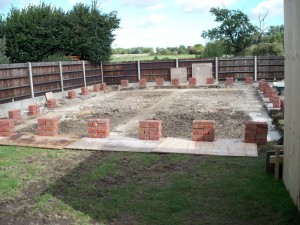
[0,0,284,48]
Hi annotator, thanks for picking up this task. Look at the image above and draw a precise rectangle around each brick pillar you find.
[192,120,215,142]
[156,78,164,86]
[244,121,268,145]
[265,85,271,98]
[171,78,179,86]
[28,104,40,116]
[81,87,89,95]
[258,79,265,92]
[68,90,77,99]
[226,77,234,85]
[100,83,107,90]
[189,77,197,87]
[121,80,129,87]
[245,77,254,84]
[93,84,100,92]
[8,109,22,122]
[88,119,110,138]
[272,95,281,108]
[206,77,215,84]
[139,79,147,88]
[139,120,162,140]
[47,99,57,109]
[0,119,14,137]
[270,90,277,102]
[263,83,270,96]
[38,117,59,136]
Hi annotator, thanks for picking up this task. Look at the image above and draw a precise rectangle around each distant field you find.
[110,54,196,62]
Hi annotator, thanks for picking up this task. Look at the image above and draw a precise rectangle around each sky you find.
[0,0,284,48]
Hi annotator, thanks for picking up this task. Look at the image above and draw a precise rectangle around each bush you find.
[42,54,72,62]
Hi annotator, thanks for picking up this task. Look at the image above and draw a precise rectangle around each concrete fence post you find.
[101,61,104,83]
[176,58,179,68]
[254,56,258,81]
[215,57,219,81]
[28,62,35,98]
[82,60,87,87]
[59,61,64,95]
[137,60,141,81]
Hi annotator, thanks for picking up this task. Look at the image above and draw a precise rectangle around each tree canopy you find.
[202,7,257,55]
[2,1,120,63]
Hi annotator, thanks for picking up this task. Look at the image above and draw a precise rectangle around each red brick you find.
[139,120,162,140]
[68,90,77,99]
[171,78,179,86]
[8,109,22,122]
[93,84,100,92]
[28,104,40,116]
[189,77,197,86]
[245,77,253,85]
[244,121,268,144]
[226,77,234,85]
[207,77,215,84]
[156,78,164,86]
[81,87,89,96]
[87,118,110,138]
[121,80,129,87]
[100,83,107,90]
[139,79,147,88]
[47,99,57,109]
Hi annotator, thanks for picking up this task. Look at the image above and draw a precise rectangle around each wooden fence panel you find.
[103,61,138,84]
[257,56,284,80]
[140,60,176,81]
[85,63,102,85]
[218,57,254,80]
[62,62,85,90]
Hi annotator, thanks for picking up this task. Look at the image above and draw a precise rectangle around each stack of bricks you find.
[226,77,234,85]
[171,78,179,86]
[120,80,128,87]
[139,120,162,140]
[206,77,215,84]
[100,83,107,90]
[270,89,277,102]
[81,87,89,95]
[46,99,57,109]
[189,77,197,87]
[28,104,40,116]
[37,117,58,136]
[93,84,100,92]
[192,120,215,142]
[88,119,110,138]
[8,109,22,122]
[139,79,147,88]
[68,90,76,99]
[272,95,281,108]
[244,121,268,145]
[156,78,164,86]
[263,83,271,97]
[0,119,14,137]
[245,77,254,85]
[258,79,266,92]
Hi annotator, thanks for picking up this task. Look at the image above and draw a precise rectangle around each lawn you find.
[110,54,196,62]
[0,144,299,225]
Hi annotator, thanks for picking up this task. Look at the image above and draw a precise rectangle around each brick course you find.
[139,79,147,88]
[192,120,215,142]
[245,77,254,85]
[28,104,40,116]
[8,109,22,122]
[171,78,179,86]
[0,119,15,137]
[68,90,77,99]
[93,84,100,92]
[189,77,197,86]
[206,77,215,84]
[121,80,129,87]
[47,99,57,109]
[88,119,110,138]
[81,87,89,95]
[100,83,107,90]
[139,120,162,140]
[38,117,59,136]
[226,77,234,85]
[258,79,265,92]
[156,78,164,86]
[244,121,268,145]
[272,95,281,108]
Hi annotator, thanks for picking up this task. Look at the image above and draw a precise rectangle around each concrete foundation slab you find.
[0,132,79,149]
[64,135,257,157]
[170,68,187,83]
[192,63,213,84]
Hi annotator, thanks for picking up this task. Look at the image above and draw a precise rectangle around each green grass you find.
[110,54,196,62]
[0,144,299,225]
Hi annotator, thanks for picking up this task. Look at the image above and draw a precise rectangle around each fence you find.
[0,56,284,104]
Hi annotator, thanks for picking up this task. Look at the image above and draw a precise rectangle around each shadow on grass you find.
[43,150,300,225]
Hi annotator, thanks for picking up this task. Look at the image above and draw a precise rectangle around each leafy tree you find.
[0,38,10,64]
[245,42,283,56]
[188,44,205,56]
[203,41,227,57]
[202,7,257,55]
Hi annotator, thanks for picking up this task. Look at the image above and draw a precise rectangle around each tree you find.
[202,7,257,55]
[0,38,10,64]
